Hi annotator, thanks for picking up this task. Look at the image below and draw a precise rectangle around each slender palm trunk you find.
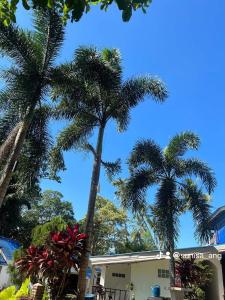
[168,232,176,300]
[0,109,34,207]
[0,123,22,164]
[77,124,105,300]
[169,246,175,286]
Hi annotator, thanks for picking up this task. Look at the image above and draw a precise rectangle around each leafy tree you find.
[0,173,40,245]
[79,195,156,255]
[0,8,64,206]
[0,189,74,247]
[118,132,216,287]
[79,195,155,256]
[50,46,168,298]
[0,0,152,26]
[7,248,27,287]
[115,224,156,253]
[79,195,127,255]
[31,216,69,246]
[23,190,75,225]
[22,190,75,246]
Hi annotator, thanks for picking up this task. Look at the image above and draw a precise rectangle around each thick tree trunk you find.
[77,125,105,300]
[0,116,32,207]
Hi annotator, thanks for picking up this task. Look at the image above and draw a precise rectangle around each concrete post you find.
[31,283,45,300]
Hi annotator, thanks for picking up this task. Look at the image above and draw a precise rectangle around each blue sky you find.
[15,0,225,248]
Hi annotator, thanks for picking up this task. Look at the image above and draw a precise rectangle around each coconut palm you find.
[0,8,64,206]
[119,132,216,289]
[50,46,168,299]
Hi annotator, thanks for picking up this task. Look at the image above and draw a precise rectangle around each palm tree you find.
[50,46,168,299]
[0,8,64,206]
[119,132,216,290]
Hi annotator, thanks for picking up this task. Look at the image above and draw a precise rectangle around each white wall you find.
[131,259,170,300]
[0,266,11,289]
[104,263,131,291]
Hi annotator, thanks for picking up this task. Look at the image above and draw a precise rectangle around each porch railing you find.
[92,285,130,300]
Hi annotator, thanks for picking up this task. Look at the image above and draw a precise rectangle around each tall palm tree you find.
[50,46,168,299]
[119,132,216,290]
[0,8,64,206]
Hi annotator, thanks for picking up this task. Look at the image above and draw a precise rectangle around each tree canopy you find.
[79,195,156,255]
[118,131,216,286]
[0,0,152,26]
[0,189,75,247]
[0,8,64,206]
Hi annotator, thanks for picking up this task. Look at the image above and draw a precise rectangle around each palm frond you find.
[56,118,95,151]
[154,178,179,251]
[102,158,121,181]
[48,146,66,182]
[128,139,164,171]
[184,158,216,194]
[33,8,64,70]
[0,22,37,68]
[74,46,122,90]
[18,105,52,184]
[1,67,41,113]
[164,131,200,159]
[121,76,168,108]
[121,168,157,212]
[180,179,212,243]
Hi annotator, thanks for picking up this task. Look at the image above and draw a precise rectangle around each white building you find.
[0,237,20,289]
[88,245,225,300]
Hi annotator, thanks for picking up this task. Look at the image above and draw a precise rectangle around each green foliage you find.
[118,132,216,283]
[80,195,156,255]
[7,248,26,286]
[0,174,40,246]
[0,0,152,25]
[176,258,213,300]
[50,46,167,180]
[16,225,86,299]
[0,8,65,204]
[0,278,29,300]
[14,278,30,298]
[0,189,75,247]
[23,190,75,226]
[31,216,68,246]
[0,286,16,300]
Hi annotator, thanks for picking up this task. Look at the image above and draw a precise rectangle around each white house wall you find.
[131,259,170,299]
[104,263,131,291]
[0,266,10,289]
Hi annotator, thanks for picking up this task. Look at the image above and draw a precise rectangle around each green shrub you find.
[0,278,29,300]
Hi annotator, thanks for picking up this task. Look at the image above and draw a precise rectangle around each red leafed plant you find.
[175,257,213,300]
[16,224,87,300]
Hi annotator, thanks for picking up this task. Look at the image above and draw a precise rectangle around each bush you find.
[0,278,29,300]
[15,224,87,300]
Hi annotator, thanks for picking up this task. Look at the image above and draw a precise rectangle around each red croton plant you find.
[16,224,87,299]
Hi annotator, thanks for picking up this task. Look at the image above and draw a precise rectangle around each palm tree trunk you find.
[168,242,176,300]
[77,124,105,300]
[169,248,175,286]
[0,123,22,164]
[0,112,33,207]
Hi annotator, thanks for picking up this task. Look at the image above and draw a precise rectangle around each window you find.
[158,269,169,278]
[112,273,125,278]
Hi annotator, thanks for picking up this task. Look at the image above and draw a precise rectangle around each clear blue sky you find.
[15,0,225,248]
